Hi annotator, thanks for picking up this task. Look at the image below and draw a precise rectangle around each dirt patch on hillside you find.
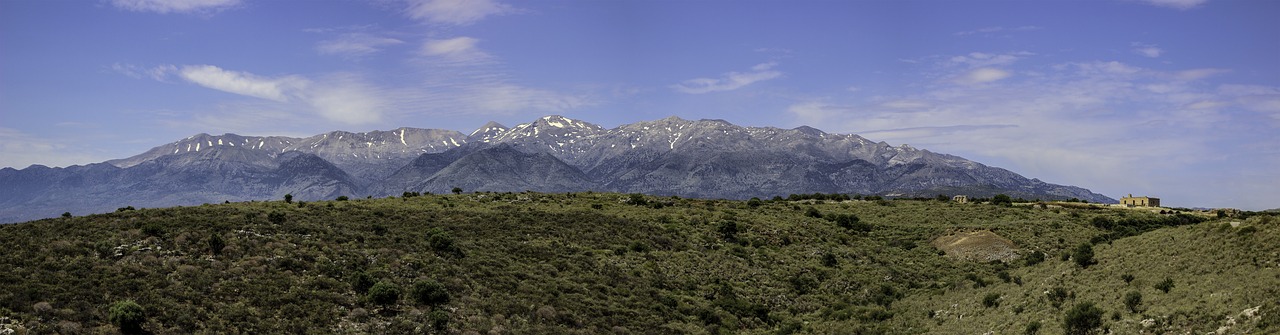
[932,230,1019,263]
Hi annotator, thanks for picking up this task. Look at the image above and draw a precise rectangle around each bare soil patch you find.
[932,230,1019,262]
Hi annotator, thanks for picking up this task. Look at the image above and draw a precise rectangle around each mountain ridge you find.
[0,115,1115,223]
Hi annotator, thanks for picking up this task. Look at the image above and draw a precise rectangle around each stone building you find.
[952,195,968,204]
[1120,194,1160,207]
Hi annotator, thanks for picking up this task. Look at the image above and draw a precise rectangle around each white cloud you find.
[786,59,1279,209]
[949,52,1027,68]
[1174,68,1230,81]
[178,65,309,102]
[0,128,113,168]
[317,33,404,58]
[404,0,514,25]
[1137,0,1209,10]
[954,26,1042,36]
[1132,43,1163,58]
[111,63,176,81]
[420,37,478,56]
[957,67,1011,84]
[304,74,386,124]
[672,62,783,94]
[110,0,240,14]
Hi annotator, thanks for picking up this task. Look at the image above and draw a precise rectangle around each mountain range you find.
[0,115,1114,223]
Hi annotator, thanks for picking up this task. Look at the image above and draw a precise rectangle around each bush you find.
[352,271,376,294]
[1073,243,1095,268]
[141,223,164,237]
[804,207,822,218]
[1155,277,1174,293]
[268,211,287,225]
[1121,274,1135,284]
[1024,250,1045,266]
[1063,302,1104,335]
[428,309,449,330]
[747,197,763,208]
[412,280,450,306]
[284,193,292,203]
[108,300,145,334]
[208,233,225,255]
[367,281,401,306]
[983,293,1001,308]
[992,194,1013,206]
[717,220,740,241]
[335,195,349,201]
[1123,291,1142,312]
[1024,320,1041,335]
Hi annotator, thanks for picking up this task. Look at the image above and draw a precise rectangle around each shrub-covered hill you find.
[0,193,1276,334]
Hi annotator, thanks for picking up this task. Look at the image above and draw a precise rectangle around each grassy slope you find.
[0,193,1275,334]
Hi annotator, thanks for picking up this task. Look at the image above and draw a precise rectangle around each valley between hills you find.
[1,192,1276,334]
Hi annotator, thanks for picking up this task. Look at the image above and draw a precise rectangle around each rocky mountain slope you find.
[0,115,1114,223]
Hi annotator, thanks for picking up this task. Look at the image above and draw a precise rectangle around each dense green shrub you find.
[284,193,293,203]
[1024,250,1045,266]
[1123,291,1142,313]
[992,194,1013,206]
[983,293,1001,308]
[1155,277,1174,293]
[108,300,145,334]
[208,233,225,255]
[352,272,376,294]
[1063,302,1104,335]
[367,281,401,306]
[1073,243,1095,268]
[1024,320,1041,335]
[268,211,286,225]
[411,280,450,306]
[428,309,449,330]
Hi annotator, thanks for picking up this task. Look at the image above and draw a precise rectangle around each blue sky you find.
[1,0,1277,210]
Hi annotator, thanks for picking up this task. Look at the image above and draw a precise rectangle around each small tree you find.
[983,293,1001,308]
[1063,302,1104,335]
[335,195,349,201]
[1073,243,1095,268]
[451,187,463,195]
[367,281,401,306]
[108,300,145,334]
[208,233,225,256]
[428,310,449,331]
[1155,277,1174,293]
[61,212,72,218]
[412,280,450,306]
[284,193,293,203]
[1123,291,1142,313]
[747,197,763,208]
[992,194,1013,206]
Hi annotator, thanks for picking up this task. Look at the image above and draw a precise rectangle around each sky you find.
[1,0,1277,210]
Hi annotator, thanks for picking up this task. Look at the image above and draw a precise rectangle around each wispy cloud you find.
[787,57,1279,209]
[1132,42,1163,58]
[127,65,387,125]
[110,63,175,81]
[177,65,309,102]
[404,0,515,25]
[418,36,493,66]
[1134,0,1210,10]
[954,26,1042,37]
[0,127,114,168]
[316,33,404,59]
[956,67,1012,85]
[672,62,783,94]
[109,0,241,14]
[948,52,1030,68]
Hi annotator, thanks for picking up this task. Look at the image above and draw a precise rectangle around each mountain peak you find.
[469,121,510,142]
[532,115,599,130]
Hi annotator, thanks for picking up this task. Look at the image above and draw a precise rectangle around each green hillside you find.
[1,192,1276,334]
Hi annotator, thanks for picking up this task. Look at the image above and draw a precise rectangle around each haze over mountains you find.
[0,115,1113,223]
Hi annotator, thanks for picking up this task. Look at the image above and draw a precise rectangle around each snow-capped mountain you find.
[0,115,1114,223]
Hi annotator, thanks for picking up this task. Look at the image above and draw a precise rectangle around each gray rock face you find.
[0,115,1114,223]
